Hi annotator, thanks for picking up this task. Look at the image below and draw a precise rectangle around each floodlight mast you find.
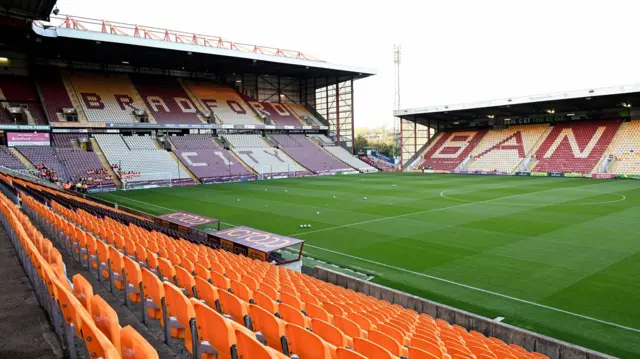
[394,44,402,167]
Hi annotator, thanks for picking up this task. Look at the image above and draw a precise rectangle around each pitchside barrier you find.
[314,267,615,359]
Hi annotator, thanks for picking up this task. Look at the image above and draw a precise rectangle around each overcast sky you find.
[55,0,640,128]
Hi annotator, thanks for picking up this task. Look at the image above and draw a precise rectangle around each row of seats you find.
[0,184,157,359]
[14,175,549,359]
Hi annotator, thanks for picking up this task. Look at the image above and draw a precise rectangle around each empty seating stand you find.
[533,120,621,174]
[421,130,488,171]
[129,75,203,125]
[68,71,148,123]
[183,80,262,125]
[247,100,304,126]
[324,145,377,173]
[0,75,48,124]
[611,120,640,174]
[224,134,307,176]
[0,146,27,171]
[94,134,192,186]
[17,146,69,180]
[36,70,75,122]
[468,124,548,173]
[273,134,352,174]
[169,135,255,183]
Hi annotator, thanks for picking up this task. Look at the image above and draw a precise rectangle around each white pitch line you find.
[102,188,640,334]
[302,243,640,334]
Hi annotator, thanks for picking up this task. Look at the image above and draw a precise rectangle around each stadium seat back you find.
[306,302,332,322]
[279,303,309,329]
[409,346,442,359]
[337,347,368,359]
[334,315,365,339]
[218,289,251,328]
[194,276,220,311]
[253,290,278,314]
[235,328,283,359]
[353,337,395,359]
[249,304,287,352]
[230,279,253,303]
[78,308,121,359]
[120,325,159,359]
[90,294,121,352]
[72,274,94,314]
[53,277,83,336]
[285,323,331,359]
[158,257,176,283]
[108,246,125,290]
[141,267,164,322]
[175,265,196,297]
[311,318,350,347]
[191,299,237,359]
[123,256,142,303]
[194,263,211,281]
[211,270,231,290]
[163,282,196,353]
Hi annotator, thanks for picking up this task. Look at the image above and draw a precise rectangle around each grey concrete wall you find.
[313,267,617,359]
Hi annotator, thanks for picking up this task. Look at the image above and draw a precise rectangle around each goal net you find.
[121,172,173,190]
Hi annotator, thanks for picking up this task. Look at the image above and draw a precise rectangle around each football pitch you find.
[94,173,640,358]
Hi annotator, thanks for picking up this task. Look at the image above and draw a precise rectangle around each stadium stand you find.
[183,80,262,125]
[533,120,621,174]
[421,130,488,171]
[272,134,352,173]
[324,146,378,173]
[94,134,193,186]
[17,146,69,180]
[309,134,336,145]
[68,71,148,123]
[122,134,157,150]
[57,149,115,189]
[52,133,89,148]
[0,145,27,170]
[224,134,307,176]
[610,120,640,174]
[285,103,323,126]
[359,155,395,171]
[1,174,551,359]
[0,75,48,124]
[168,135,255,183]
[467,124,548,173]
[129,74,203,125]
[0,183,158,359]
[247,100,305,126]
[35,70,75,122]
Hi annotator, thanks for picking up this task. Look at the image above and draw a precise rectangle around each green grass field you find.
[95,173,640,358]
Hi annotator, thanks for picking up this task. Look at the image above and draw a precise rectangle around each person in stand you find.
[82,182,88,193]
[76,182,82,192]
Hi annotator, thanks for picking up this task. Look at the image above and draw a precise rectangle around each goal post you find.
[121,171,173,190]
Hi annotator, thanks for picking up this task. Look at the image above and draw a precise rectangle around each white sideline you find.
[100,190,640,334]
